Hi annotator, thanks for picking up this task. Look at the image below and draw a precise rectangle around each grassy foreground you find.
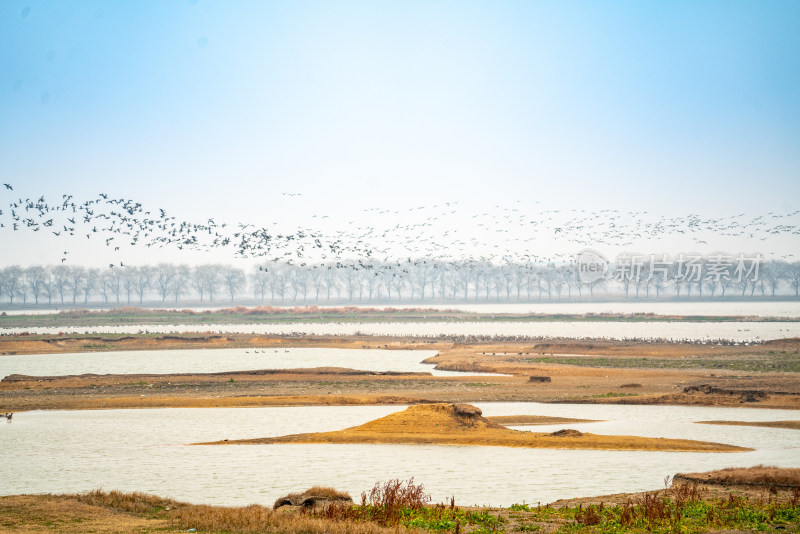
[2,470,799,534]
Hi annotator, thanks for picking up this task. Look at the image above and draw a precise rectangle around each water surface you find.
[0,348,505,380]
[1,403,798,507]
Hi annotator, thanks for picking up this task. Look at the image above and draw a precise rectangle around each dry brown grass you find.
[169,502,405,533]
[0,493,174,533]
[72,488,179,514]
[675,465,800,488]
[199,403,751,452]
[0,490,409,534]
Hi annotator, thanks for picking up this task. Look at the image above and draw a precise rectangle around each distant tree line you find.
[0,259,798,307]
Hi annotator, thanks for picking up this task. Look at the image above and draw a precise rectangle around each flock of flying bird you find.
[1,182,799,268]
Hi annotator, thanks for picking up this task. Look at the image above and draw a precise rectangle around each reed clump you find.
[314,478,505,532]
[318,478,430,526]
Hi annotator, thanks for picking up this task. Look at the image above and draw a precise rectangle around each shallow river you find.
[2,321,798,342]
[1,403,798,507]
[0,348,501,380]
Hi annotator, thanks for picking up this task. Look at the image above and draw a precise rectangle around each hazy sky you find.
[1,1,798,266]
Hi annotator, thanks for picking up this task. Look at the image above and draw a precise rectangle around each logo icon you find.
[576,249,608,284]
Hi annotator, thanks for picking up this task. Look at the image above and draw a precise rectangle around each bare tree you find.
[107,268,123,303]
[193,264,220,302]
[269,263,289,303]
[564,264,581,300]
[391,270,407,301]
[379,267,394,301]
[340,264,361,302]
[251,265,270,302]
[154,263,175,303]
[498,266,514,301]
[454,261,473,300]
[719,276,732,297]
[308,265,325,302]
[41,267,54,305]
[322,265,338,302]
[761,260,785,297]
[135,266,153,304]
[540,264,557,299]
[192,265,208,302]
[411,262,432,301]
[363,268,381,301]
[788,261,800,297]
[69,266,86,305]
[587,275,605,298]
[99,271,114,304]
[51,265,70,305]
[25,266,46,305]
[222,266,245,302]
[1,266,23,304]
[287,265,308,303]
[83,268,99,304]
[122,266,137,304]
[552,268,565,299]
[172,265,191,303]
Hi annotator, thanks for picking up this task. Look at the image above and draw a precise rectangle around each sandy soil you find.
[196,403,750,452]
[1,334,799,412]
[485,415,601,425]
[695,420,800,430]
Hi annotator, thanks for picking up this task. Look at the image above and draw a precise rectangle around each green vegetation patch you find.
[557,491,800,534]
[590,392,640,398]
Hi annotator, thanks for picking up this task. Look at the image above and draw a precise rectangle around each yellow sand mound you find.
[196,403,749,452]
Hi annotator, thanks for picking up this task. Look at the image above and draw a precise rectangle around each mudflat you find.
[696,420,800,430]
[1,334,799,412]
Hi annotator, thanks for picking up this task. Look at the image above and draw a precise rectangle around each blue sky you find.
[1,1,799,266]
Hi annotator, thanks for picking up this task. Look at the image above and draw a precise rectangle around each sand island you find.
[195,402,750,452]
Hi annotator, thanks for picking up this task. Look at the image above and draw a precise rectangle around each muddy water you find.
[1,403,798,507]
